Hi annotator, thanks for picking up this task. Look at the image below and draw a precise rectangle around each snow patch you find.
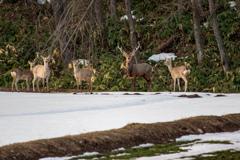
[148,53,177,62]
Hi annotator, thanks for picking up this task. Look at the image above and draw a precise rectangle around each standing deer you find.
[72,60,94,93]
[118,42,153,92]
[11,61,36,92]
[164,58,190,92]
[32,55,51,92]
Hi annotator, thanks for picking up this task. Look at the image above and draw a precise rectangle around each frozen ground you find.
[39,130,240,160]
[0,91,239,148]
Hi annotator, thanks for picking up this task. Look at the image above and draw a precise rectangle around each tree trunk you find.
[191,0,204,64]
[22,0,32,5]
[235,0,240,10]
[110,0,117,18]
[51,0,71,69]
[124,0,140,63]
[208,0,230,73]
[94,0,105,36]
[178,0,184,15]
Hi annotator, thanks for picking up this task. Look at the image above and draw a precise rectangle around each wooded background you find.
[0,0,240,92]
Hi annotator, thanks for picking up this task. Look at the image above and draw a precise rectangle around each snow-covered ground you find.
[40,130,240,160]
[1,91,240,159]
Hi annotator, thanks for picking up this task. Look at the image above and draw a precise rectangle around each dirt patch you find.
[123,93,143,95]
[178,94,202,98]
[0,114,240,160]
[153,92,161,95]
[215,94,226,97]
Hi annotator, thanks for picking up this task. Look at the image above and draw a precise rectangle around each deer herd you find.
[11,43,191,93]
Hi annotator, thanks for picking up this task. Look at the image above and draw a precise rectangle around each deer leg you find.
[76,79,79,93]
[177,78,181,92]
[89,80,92,93]
[182,76,188,92]
[80,80,82,93]
[144,76,151,92]
[131,78,136,92]
[12,78,15,91]
[42,78,45,93]
[37,78,41,92]
[46,76,49,93]
[26,78,30,91]
[14,78,19,92]
[173,78,176,92]
[33,77,37,92]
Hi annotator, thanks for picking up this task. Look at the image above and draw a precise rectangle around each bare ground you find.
[0,113,240,160]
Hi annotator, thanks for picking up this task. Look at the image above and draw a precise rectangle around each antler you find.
[134,42,140,52]
[117,43,127,57]
[131,42,140,56]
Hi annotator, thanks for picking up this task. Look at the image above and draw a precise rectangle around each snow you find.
[0,91,240,159]
[137,130,240,160]
[120,11,144,22]
[229,1,236,8]
[148,53,177,62]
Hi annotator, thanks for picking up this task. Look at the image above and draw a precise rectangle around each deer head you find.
[164,58,173,67]
[28,61,36,70]
[118,42,140,63]
[41,55,51,65]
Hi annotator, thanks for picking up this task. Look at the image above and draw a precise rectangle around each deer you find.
[72,59,94,93]
[11,61,36,92]
[118,42,153,92]
[164,58,190,92]
[32,55,51,93]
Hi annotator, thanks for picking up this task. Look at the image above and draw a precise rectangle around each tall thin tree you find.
[110,0,117,18]
[124,0,140,63]
[235,0,240,10]
[191,0,204,64]
[178,0,184,15]
[208,0,230,73]
[51,0,71,69]
[94,0,105,36]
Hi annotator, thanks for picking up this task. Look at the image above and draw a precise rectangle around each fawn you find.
[32,55,51,92]
[11,61,36,92]
[164,58,190,92]
[72,60,94,93]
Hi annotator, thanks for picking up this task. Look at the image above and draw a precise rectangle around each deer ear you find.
[40,55,44,59]
[47,55,51,59]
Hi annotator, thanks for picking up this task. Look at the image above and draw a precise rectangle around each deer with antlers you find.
[118,42,153,92]
[164,58,190,92]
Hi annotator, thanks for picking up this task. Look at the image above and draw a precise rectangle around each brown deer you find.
[72,60,94,93]
[164,58,190,92]
[11,61,36,92]
[118,42,153,92]
[32,55,51,92]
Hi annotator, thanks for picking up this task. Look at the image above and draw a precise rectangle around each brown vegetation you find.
[0,114,240,160]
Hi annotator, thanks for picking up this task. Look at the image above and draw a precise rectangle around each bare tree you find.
[94,0,105,35]
[208,0,230,73]
[178,0,184,15]
[124,0,140,63]
[50,0,71,69]
[191,0,204,64]
[110,0,117,18]
[235,0,240,10]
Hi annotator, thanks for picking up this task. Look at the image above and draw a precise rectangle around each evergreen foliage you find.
[0,0,239,93]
